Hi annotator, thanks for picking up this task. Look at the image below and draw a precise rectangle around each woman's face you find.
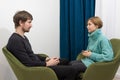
[87,20,98,33]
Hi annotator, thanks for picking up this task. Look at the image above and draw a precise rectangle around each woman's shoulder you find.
[98,34,110,43]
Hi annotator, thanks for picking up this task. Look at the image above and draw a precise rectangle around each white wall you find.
[0,0,59,80]
[95,0,120,39]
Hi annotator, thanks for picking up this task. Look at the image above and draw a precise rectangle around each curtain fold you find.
[60,0,95,60]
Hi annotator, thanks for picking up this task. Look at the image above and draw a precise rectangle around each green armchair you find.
[76,38,120,80]
[2,47,58,80]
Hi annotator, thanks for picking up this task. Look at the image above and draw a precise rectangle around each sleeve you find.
[7,36,46,67]
[35,54,47,61]
[89,39,114,62]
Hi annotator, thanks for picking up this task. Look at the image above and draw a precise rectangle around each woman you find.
[81,16,114,67]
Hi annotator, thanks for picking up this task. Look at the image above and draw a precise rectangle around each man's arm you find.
[7,34,46,66]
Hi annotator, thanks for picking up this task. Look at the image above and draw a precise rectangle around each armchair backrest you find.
[110,38,120,62]
[2,46,27,68]
[2,46,28,79]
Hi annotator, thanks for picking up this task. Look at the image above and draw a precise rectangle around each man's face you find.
[21,19,32,32]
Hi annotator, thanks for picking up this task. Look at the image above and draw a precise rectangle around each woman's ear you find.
[95,25,99,29]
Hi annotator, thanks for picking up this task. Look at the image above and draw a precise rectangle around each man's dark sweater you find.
[6,33,82,80]
[7,33,46,66]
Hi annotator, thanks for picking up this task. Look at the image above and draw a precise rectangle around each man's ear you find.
[19,20,23,26]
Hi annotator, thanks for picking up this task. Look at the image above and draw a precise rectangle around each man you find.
[7,10,81,80]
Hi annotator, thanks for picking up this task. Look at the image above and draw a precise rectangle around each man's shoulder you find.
[9,33,23,40]
[7,33,24,45]
[7,33,25,50]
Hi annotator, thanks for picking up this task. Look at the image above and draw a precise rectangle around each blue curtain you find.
[60,0,95,60]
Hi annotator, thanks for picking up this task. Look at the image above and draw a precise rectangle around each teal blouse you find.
[81,29,114,67]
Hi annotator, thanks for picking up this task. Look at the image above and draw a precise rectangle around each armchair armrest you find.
[76,53,85,60]
[21,66,58,80]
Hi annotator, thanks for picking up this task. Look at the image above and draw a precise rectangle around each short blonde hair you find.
[87,16,103,28]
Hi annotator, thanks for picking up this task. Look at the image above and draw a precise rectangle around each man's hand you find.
[46,57,60,66]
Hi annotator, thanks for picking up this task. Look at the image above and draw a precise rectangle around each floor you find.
[114,78,120,80]
[114,68,120,80]
[113,75,120,80]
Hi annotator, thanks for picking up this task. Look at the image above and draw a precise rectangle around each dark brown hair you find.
[13,10,33,28]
